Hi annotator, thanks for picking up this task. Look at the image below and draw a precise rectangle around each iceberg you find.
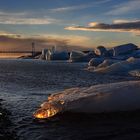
[112,43,138,56]
[41,47,69,60]
[96,59,120,69]
[94,61,131,74]
[93,57,140,74]
[46,51,69,60]
[88,58,104,67]
[33,81,140,119]
[70,50,95,62]
[41,49,49,60]
[132,50,140,58]
[95,46,107,56]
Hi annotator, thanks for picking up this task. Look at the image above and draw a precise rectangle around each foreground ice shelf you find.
[34,81,140,119]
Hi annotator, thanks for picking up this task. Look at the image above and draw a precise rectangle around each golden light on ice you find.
[33,107,60,119]
[33,99,64,119]
[88,22,99,27]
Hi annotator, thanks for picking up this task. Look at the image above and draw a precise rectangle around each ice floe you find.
[34,81,140,119]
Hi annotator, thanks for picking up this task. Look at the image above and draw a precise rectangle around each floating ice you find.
[92,57,140,74]
[33,81,140,119]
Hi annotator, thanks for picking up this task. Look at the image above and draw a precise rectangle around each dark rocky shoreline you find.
[0,99,18,140]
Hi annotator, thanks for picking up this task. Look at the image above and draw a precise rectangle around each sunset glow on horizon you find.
[0,0,140,51]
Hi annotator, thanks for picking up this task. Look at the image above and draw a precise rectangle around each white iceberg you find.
[33,81,140,119]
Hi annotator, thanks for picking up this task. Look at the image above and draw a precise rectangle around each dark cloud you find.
[0,35,67,51]
[0,35,88,51]
[65,20,140,33]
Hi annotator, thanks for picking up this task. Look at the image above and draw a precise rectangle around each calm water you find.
[0,59,140,140]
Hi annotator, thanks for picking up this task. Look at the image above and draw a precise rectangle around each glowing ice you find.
[34,81,140,119]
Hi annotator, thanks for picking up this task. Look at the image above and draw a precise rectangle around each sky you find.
[0,0,140,51]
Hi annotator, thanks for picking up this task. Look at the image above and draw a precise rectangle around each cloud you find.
[65,20,140,34]
[0,17,53,25]
[0,31,21,37]
[106,0,140,15]
[0,10,58,25]
[113,19,140,24]
[50,0,111,12]
[39,34,90,45]
[0,11,27,16]
[0,32,91,51]
[0,35,67,51]
[50,5,89,12]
